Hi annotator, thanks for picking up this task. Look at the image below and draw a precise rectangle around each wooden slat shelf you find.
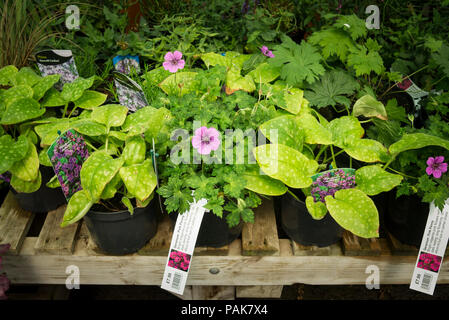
[1,191,447,299]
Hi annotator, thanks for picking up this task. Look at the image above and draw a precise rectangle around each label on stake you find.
[161,198,208,295]
[410,200,449,295]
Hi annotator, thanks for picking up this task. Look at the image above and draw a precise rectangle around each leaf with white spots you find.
[123,106,170,136]
[32,74,61,101]
[243,168,287,196]
[356,165,403,196]
[100,173,123,200]
[353,94,387,120]
[1,85,33,106]
[119,159,157,202]
[325,188,379,238]
[253,143,318,188]
[344,139,389,163]
[123,135,146,166]
[74,90,107,110]
[0,135,29,173]
[61,76,95,102]
[389,133,449,156]
[121,196,134,214]
[1,98,44,125]
[71,120,107,137]
[295,113,333,145]
[61,189,95,227]
[248,62,280,83]
[41,88,66,107]
[38,147,52,166]
[9,143,39,181]
[0,65,18,86]
[306,196,328,220]
[35,119,71,146]
[259,115,304,151]
[10,170,41,193]
[13,67,41,87]
[328,116,364,147]
[91,104,128,129]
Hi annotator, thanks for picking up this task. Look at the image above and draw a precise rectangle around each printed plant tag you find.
[113,71,148,112]
[36,50,79,90]
[161,198,208,295]
[47,129,89,200]
[410,199,449,295]
[397,77,429,109]
[113,55,140,74]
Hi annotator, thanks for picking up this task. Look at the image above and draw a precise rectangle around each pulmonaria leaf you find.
[0,135,29,174]
[71,120,107,137]
[389,133,449,156]
[61,76,95,102]
[1,85,34,107]
[35,118,71,146]
[1,98,45,125]
[32,74,61,101]
[343,139,389,163]
[38,147,52,167]
[10,170,41,193]
[269,36,325,86]
[308,28,356,61]
[9,143,39,182]
[306,196,328,220]
[243,168,287,196]
[61,189,94,227]
[226,68,256,93]
[122,135,146,166]
[253,143,318,189]
[41,88,66,107]
[325,188,379,238]
[248,62,280,84]
[123,106,171,137]
[261,82,304,114]
[119,159,157,202]
[121,196,134,214]
[356,165,403,196]
[259,115,304,151]
[74,90,107,110]
[101,173,123,200]
[305,70,359,109]
[159,72,198,96]
[91,104,128,129]
[0,65,18,86]
[347,45,384,76]
[328,116,364,147]
[13,67,41,87]
[353,95,387,120]
[295,113,333,145]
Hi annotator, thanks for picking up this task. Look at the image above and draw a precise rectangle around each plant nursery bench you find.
[1,191,448,300]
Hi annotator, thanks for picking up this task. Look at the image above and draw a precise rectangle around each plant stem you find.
[323,149,345,163]
[386,167,418,179]
[62,103,69,118]
[330,145,337,168]
[315,145,328,161]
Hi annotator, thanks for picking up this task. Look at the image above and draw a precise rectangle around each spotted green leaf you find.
[253,143,318,188]
[42,88,66,107]
[0,135,29,173]
[101,173,123,200]
[35,119,71,146]
[10,171,41,193]
[9,143,39,181]
[325,188,379,238]
[328,116,364,147]
[122,196,134,214]
[1,98,44,125]
[74,90,107,109]
[123,106,169,136]
[0,65,18,86]
[344,139,389,163]
[32,74,61,101]
[243,168,287,196]
[306,196,328,220]
[159,72,198,96]
[46,175,60,188]
[356,165,403,196]
[13,67,41,87]
[38,147,52,167]
[226,68,256,93]
[123,135,146,165]
[61,76,95,102]
[295,113,333,145]
[71,120,107,137]
[119,159,157,202]
[1,85,33,106]
[91,104,128,129]
[259,115,304,151]
[389,133,449,156]
[61,190,95,227]
[353,94,387,120]
[248,62,280,83]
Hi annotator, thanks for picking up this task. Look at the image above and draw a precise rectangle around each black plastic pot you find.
[84,198,159,255]
[384,192,429,247]
[0,184,8,207]
[169,211,243,248]
[11,166,67,213]
[279,190,343,247]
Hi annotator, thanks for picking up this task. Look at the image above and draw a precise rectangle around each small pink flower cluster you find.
[418,252,441,273]
[168,250,191,272]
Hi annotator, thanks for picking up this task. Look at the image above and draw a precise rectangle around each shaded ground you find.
[6,283,449,300]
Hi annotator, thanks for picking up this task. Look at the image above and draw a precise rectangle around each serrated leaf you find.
[334,14,367,40]
[61,189,94,227]
[253,143,318,188]
[1,98,44,124]
[308,28,355,60]
[356,165,403,196]
[325,188,379,238]
[119,159,157,202]
[74,90,107,109]
[432,43,449,78]
[347,46,384,76]
[306,196,328,220]
[353,95,387,119]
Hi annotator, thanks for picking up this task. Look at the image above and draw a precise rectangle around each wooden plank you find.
[194,245,229,256]
[386,232,419,256]
[191,286,235,300]
[242,199,279,256]
[292,240,342,256]
[5,237,444,286]
[138,215,172,256]
[34,205,80,255]
[236,285,283,298]
[342,231,381,256]
[0,192,34,255]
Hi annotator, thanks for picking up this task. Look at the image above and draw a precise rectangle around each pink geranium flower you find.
[260,46,275,58]
[426,156,448,179]
[163,51,185,73]
[192,127,221,155]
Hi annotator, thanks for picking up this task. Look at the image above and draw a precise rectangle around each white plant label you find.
[161,198,208,295]
[410,199,449,295]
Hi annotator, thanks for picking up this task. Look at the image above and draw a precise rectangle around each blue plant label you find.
[113,71,148,112]
[113,55,140,74]
[36,50,79,90]
[47,129,89,201]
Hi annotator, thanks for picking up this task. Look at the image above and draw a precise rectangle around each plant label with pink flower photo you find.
[47,129,89,201]
[410,199,449,295]
[161,198,208,295]
[36,50,79,90]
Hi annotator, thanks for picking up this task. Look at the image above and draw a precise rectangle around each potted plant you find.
[0,65,108,213]
[60,104,171,255]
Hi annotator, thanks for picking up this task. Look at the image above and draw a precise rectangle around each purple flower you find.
[163,51,185,73]
[426,156,448,179]
[191,127,221,155]
[261,46,275,58]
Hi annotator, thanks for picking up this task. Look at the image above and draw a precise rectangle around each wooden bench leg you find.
[236,285,283,299]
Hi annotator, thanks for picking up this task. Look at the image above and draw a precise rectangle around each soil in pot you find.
[384,192,429,247]
[169,211,243,248]
[280,188,343,247]
[84,197,159,255]
[11,166,67,213]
